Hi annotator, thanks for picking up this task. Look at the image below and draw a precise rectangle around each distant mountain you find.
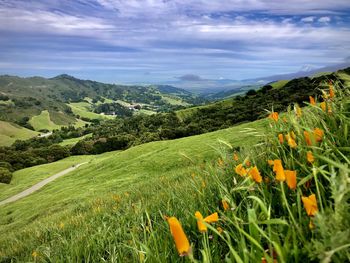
[159,62,350,96]
[0,74,201,130]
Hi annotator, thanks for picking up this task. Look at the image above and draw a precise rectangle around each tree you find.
[0,168,12,184]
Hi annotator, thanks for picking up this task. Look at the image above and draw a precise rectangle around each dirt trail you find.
[0,162,88,206]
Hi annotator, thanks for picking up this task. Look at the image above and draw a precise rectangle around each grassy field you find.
[0,119,266,241]
[0,121,39,146]
[161,95,190,106]
[59,133,92,146]
[29,110,62,131]
[271,79,289,89]
[69,102,115,120]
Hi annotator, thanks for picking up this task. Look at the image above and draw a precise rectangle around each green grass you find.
[1,83,350,262]
[29,110,62,131]
[0,156,92,201]
[69,102,114,120]
[0,121,39,146]
[271,79,289,89]
[0,119,266,237]
[161,95,190,106]
[59,133,92,146]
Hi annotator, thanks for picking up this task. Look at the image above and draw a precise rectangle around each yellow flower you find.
[320,101,331,113]
[329,82,335,98]
[313,128,324,142]
[167,217,191,256]
[295,105,302,117]
[302,194,318,217]
[272,159,285,181]
[268,160,274,166]
[285,170,297,190]
[195,211,207,233]
[233,153,239,161]
[268,112,279,122]
[217,226,223,234]
[303,130,312,146]
[32,251,38,259]
[222,200,230,211]
[204,212,219,223]
[249,166,262,183]
[235,164,247,177]
[307,151,315,164]
[218,158,224,166]
[309,96,316,105]
[285,133,297,148]
[278,133,284,144]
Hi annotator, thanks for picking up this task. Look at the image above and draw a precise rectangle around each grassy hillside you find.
[0,119,267,256]
[68,102,115,120]
[1,79,349,262]
[0,121,39,146]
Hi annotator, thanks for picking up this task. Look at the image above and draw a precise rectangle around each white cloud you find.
[318,16,331,23]
[301,16,315,23]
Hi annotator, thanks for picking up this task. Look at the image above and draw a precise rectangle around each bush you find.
[0,168,12,184]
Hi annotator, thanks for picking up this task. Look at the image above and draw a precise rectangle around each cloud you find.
[176,74,204,81]
[301,16,315,22]
[318,16,331,23]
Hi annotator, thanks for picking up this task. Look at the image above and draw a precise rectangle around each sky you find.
[0,0,350,84]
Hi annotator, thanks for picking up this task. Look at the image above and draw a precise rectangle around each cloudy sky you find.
[0,0,350,83]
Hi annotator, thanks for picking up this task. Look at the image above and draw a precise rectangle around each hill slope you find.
[0,121,39,146]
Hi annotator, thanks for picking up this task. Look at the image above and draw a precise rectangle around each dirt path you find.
[0,162,88,206]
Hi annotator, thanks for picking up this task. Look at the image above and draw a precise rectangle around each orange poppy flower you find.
[244,159,251,167]
[285,134,297,148]
[195,211,207,232]
[309,96,316,105]
[235,164,247,177]
[269,112,279,122]
[303,131,312,146]
[301,194,318,216]
[313,128,324,142]
[273,159,285,181]
[307,151,314,164]
[222,200,230,211]
[233,153,239,161]
[278,133,284,143]
[285,170,297,190]
[204,212,219,223]
[249,166,262,183]
[167,217,191,256]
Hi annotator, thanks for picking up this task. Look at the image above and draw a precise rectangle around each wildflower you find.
[218,158,224,166]
[32,251,38,259]
[235,164,247,177]
[307,151,315,164]
[285,133,297,148]
[309,219,315,230]
[309,96,316,105]
[268,160,274,166]
[303,131,312,146]
[167,217,191,256]
[217,227,223,234]
[222,200,230,211]
[313,128,324,142]
[295,105,302,117]
[195,211,207,232]
[290,131,296,140]
[285,170,297,190]
[322,90,329,100]
[320,101,327,112]
[272,160,285,181]
[278,133,284,144]
[204,212,219,223]
[329,82,335,98]
[244,159,251,167]
[301,194,318,217]
[249,166,262,183]
[268,112,279,122]
[233,153,239,161]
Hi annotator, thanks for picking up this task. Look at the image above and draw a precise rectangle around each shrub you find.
[0,168,12,184]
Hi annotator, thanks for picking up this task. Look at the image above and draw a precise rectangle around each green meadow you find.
[0,121,39,146]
